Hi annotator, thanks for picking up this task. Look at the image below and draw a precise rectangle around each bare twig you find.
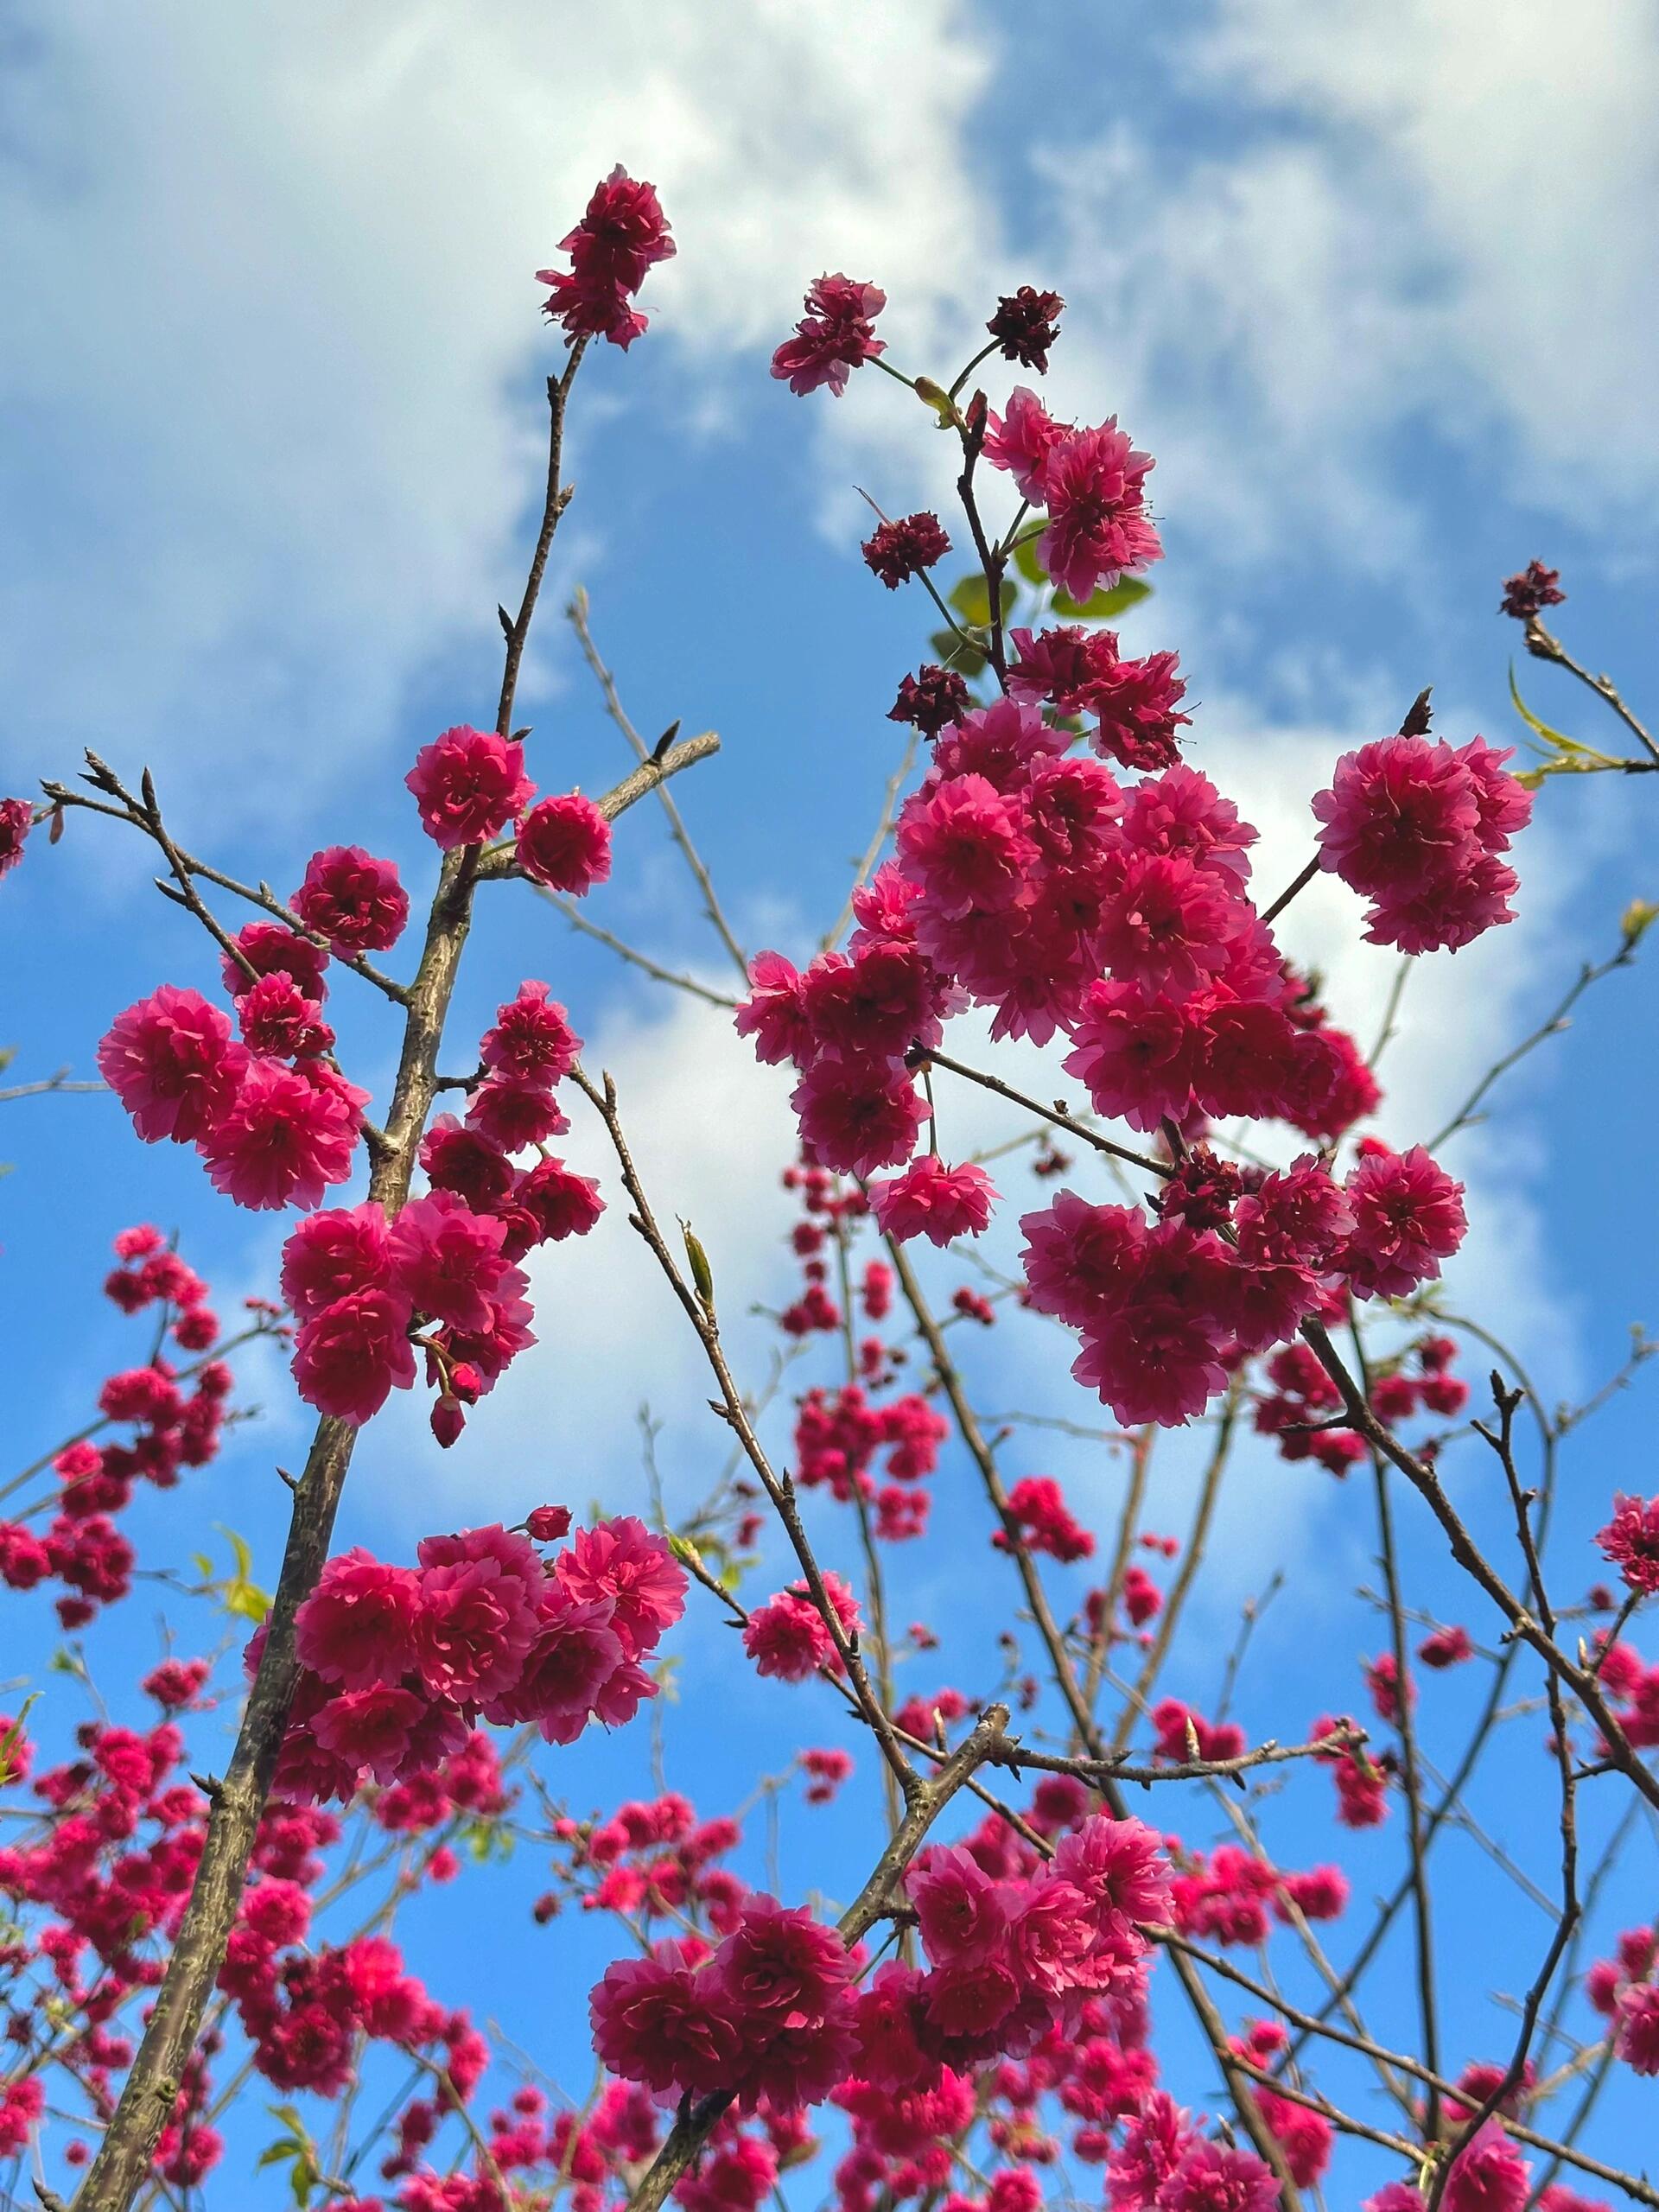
[567,588,749,983]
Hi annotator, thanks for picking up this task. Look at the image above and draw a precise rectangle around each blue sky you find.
[5,1,1659,2199]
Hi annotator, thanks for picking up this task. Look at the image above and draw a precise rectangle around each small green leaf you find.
[912,376,960,429]
[681,1221,715,1313]
[947,574,1015,627]
[667,1531,704,1573]
[1622,898,1659,944]
[1011,536,1046,587]
[1506,664,1624,775]
[0,1695,38,1788]
[217,1524,255,1585]
[929,628,987,679]
[1052,575,1153,621]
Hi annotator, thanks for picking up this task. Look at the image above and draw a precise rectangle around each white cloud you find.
[1198,0,1659,518]
[0,0,991,804]
[1008,1,1659,582]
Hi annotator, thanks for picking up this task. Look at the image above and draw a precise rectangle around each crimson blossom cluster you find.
[0,1645,524,2194]
[10,158,1659,2212]
[0,1226,266,1627]
[587,1810,1169,2114]
[96,723,612,1446]
[741,268,1535,1441]
[271,1514,686,1804]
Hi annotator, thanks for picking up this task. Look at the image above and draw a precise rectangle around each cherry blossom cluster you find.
[535,1789,747,1929]
[99,738,607,1438]
[281,977,602,1440]
[1017,1143,1466,1430]
[99,936,376,1211]
[0,1630,536,2196]
[0,1227,257,1627]
[1313,733,1533,953]
[1254,1328,1471,1479]
[588,1808,1170,2120]
[10,188,1659,2212]
[274,1515,685,1803]
[537,164,676,350]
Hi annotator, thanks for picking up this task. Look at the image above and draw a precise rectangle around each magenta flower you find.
[515,791,613,894]
[292,845,408,956]
[406,726,534,849]
[771,274,886,397]
[99,986,247,1146]
[868,1158,996,1247]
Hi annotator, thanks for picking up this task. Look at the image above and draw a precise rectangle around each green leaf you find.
[260,2107,321,2209]
[680,1221,715,1312]
[946,575,1015,627]
[208,1523,271,1624]
[929,628,986,680]
[1622,898,1659,944]
[0,1696,38,1788]
[1052,575,1153,621]
[217,1524,255,1585]
[911,376,960,429]
[1011,536,1046,587]
[1508,662,1581,752]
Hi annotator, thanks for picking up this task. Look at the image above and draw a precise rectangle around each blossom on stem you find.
[771,275,886,397]
[406,727,534,849]
[537,167,675,349]
[868,1159,996,1246]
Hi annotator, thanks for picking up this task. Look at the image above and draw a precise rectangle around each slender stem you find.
[1260,855,1319,927]
[1082,1425,1153,1716]
[571,1066,914,1799]
[1351,1322,1443,2135]
[1109,1390,1236,1755]
[1427,927,1637,1151]
[0,1071,105,1103]
[1300,1317,1659,1815]
[566,590,749,983]
[535,887,737,1007]
[917,1046,1169,1179]
[955,408,1009,689]
[822,728,919,953]
[1526,618,1659,766]
[495,342,588,737]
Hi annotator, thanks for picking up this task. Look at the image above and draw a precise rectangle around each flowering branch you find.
[41,760,412,1008]
[70,315,721,2212]
[620,1703,1012,2212]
